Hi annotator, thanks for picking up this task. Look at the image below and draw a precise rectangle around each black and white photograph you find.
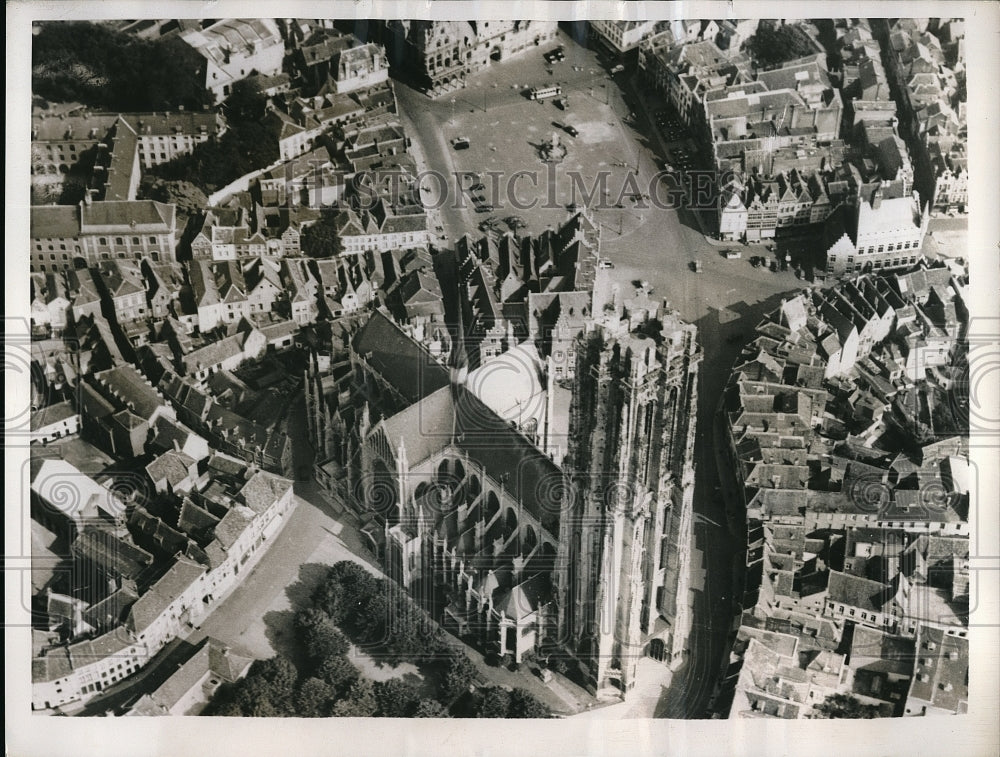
[6,2,999,756]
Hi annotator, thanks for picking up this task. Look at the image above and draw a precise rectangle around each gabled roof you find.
[126,554,206,634]
[237,471,292,515]
[352,309,450,404]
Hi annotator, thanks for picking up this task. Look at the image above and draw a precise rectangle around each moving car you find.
[563,125,579,137]
[691,260,704,273]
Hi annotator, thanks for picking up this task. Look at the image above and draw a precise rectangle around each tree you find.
[374,678,422,717]
[413,699,449,718]
[508,688,551,719]
[316,654,360,696]
[295,677,336,718]
[440,651,479,703]
[477,686,512,718]
[253,655,298,699]
[301,214,341,258]
[325,562,382,627]
[294,608,350,666]
[744,21,818,69]
[209,656,299,717]
[310,577,346,622]
[814,693,881,719]
[144,180,208,216]
[224,79,269,123]
[331,678,378,717]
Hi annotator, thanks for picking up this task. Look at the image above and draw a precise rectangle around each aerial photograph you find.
[21,13,980,729]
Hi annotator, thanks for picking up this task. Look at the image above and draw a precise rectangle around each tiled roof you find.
[31,205,79,239]
[181,334,245,374]
[212,506,253,549]
[94,364,167,419]
[907,625,967,713]
[826,570,893,613]
[80,200,175,232]
[82,583,140,630]
[31,400,78,429]
[146,450,196,488]
[238,471,292,515]
[126,554,206,634]
[352,309,450,404]
[71,527,154,580]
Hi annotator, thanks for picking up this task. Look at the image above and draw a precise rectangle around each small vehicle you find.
[451,137,470,150]
[770,261,779,272]
[691,260,704,273]
[598,259,615,269]
[723,249,742,260]
[543,48,565,64]
[555,96,569,110]
[611,64,625,74]
[564,125,579,137]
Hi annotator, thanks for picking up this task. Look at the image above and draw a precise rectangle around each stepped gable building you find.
[457,211,600,369]
[822,187,929,276]
[387,20,558,96]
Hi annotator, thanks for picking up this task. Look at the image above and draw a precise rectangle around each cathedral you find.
[303,230,701,698]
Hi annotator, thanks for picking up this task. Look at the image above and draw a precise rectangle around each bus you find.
[530,85,563,101]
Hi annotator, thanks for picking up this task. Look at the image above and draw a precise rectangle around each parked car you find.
[563,125,579,137]
[610,64,625,74]
[723,249,742,260]
[598,259,615,269]
[691,260,704,273]
[451,136,470,150]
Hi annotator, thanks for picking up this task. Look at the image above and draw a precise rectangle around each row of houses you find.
[31,453,294,710]
[719,264,969,719]
[882,18,968,214]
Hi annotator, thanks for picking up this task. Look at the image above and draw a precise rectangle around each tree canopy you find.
[814,693,881,719]
[32,22,211,111]
[744,21,819,69]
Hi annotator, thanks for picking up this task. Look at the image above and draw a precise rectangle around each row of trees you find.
[206,561,552,718]
[32,22,212,112]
